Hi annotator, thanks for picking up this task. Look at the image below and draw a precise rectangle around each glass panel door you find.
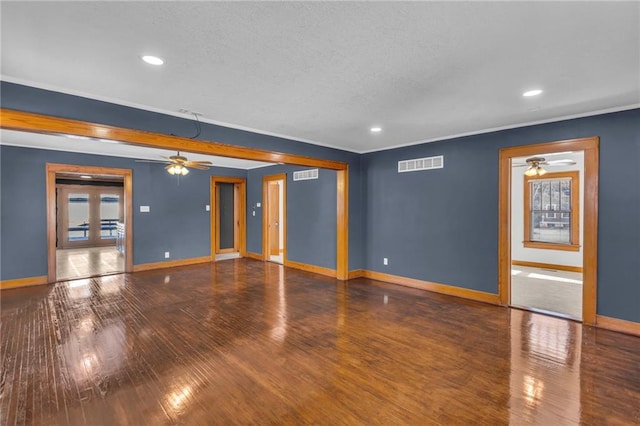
[100,193,120,240]
[67,192,90,243]
[58,185,124,249]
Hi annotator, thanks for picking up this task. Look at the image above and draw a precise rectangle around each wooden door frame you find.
[210,176,246,258]
[262,174,287,262]
[1,109,349,280]
[46,163,133,283]
[498,136,599,325]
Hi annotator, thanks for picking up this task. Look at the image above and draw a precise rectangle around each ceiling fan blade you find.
[512,164,529,167]
[188,160,213,165]
[546,159,576,165]
[135,159,171,164]
[186,163,209,170]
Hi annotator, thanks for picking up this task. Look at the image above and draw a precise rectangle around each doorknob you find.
[275,222,279,227]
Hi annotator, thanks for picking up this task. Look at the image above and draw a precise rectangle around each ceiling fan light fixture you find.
[524,165,547,177]
[166,163,190,176]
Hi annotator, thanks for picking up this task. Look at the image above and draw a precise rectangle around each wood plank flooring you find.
[1,259,639,425]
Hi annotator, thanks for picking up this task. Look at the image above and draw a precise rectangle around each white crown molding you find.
[0,75,359,154]
[359,103,640,154]
[3,76,637,156]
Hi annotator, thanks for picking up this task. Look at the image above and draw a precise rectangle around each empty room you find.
[1,2,639,424]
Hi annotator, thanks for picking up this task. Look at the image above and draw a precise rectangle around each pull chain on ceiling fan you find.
[135,112,211,175]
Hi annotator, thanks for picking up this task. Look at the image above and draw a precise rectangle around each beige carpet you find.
[511,266,582,320]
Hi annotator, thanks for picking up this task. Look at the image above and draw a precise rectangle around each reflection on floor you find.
[511,265,582,320]
[56,246,124,281]
[1,260,638,424]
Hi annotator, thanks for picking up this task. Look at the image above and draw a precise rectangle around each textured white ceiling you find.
[1,2,638,153]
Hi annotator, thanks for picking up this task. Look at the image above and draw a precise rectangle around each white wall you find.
[511,151,584,267]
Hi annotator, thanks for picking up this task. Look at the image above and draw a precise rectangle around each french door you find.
[56,185,124,249]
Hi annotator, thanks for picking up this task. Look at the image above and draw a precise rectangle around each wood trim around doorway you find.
[262,174,287,262]
[498,136,599,325]
[210,176,246,258]
[46,163,133,283]
[1,108,350,282]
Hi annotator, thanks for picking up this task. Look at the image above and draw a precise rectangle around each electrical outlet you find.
[164,251,170,259]
[383,258,388,265]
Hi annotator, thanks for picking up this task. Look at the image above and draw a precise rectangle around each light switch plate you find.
[140,205,150,213]
[206,205,210,211]
[256,202,261,207]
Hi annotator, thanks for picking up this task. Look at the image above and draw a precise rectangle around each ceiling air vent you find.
[398,155,444,173]
[293,168,319,181]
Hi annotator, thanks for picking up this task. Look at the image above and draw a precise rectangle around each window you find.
[524,171,579,251]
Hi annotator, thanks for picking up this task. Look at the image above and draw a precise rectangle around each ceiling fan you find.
[512,156,576,177]
[136,151,212,175]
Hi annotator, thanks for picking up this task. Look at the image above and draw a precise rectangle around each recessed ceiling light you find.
[523,89,543,97]
[80,175,92,179]
[370,127,382,133]
[141,55,164,66]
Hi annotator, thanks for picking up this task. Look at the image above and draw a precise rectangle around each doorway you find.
[498,137,599,325]
[263,174,286,264]
[509,151,584,320]
[4,109,349,280]
[211,177,246,261]
[46,164,133,283]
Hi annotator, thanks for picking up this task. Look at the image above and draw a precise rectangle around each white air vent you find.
[293,168,319,181]
[398,155,444,173]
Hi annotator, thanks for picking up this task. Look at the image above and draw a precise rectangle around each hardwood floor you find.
[1,259,638,425]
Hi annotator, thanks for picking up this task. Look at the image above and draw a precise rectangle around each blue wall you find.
[363,108,640,323]
[246,165,337,269]
[0,81,364,271]
[0,145,244,280]
[1,82,638,323]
